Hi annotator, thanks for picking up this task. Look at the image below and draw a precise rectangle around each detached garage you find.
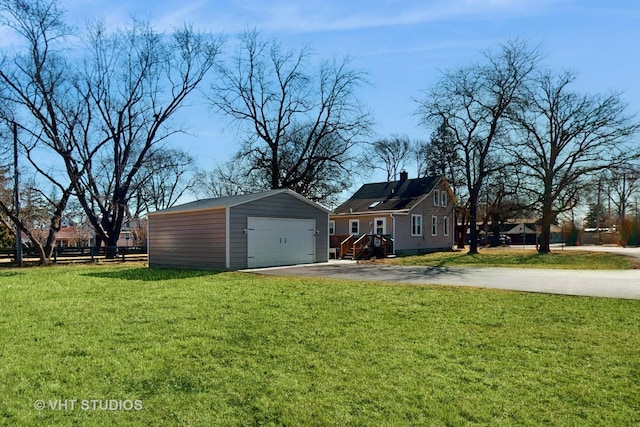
[148,189,330,270]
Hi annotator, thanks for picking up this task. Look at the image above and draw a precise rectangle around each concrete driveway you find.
[246,250,640,300]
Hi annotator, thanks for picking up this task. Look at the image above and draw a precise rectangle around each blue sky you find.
[7,1,640,186]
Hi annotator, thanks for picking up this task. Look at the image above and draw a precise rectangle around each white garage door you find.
[247,217,316,268]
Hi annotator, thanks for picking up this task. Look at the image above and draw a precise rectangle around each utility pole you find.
[13,121,22,267]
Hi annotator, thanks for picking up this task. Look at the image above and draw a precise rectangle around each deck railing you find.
[329,234,394,259]
[352,234,394,259]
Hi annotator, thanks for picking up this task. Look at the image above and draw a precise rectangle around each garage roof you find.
[148,189,331,216]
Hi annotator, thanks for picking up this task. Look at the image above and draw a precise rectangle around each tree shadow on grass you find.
[83,267,224,282]
[0,271,24,277]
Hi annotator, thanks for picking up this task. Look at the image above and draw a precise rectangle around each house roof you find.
[148,189,331,216]
[55,226,92,240]
[504,223,537,235]
[333,176,442,215]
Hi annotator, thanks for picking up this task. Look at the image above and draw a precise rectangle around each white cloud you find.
[52,0,565,35]
[207,0,566,34]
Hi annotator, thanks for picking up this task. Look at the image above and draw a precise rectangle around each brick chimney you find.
[399,170,408,181]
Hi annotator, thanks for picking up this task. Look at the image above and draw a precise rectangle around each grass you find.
[391,248,640,269]
[1,264,639,426]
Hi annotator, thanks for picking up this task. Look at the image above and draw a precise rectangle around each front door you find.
[374,217,386,235]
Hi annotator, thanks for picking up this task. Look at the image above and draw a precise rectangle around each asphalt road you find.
[246,247,640,300]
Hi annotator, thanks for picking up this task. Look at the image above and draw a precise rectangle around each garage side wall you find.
[229,193,329,270]
[148,209,226,269]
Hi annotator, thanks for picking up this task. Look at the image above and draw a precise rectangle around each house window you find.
[433,190,440,207]
[441,191,447,207]
[329,220,335,235]
[411,215,423,236]
[349,219,359,235]
[443,216,449,236]
[374,217,386,235]
[432,216,438,236]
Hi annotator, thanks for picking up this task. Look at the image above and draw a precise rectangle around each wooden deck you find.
[329,234,394,260]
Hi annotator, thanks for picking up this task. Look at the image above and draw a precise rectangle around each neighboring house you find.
[473,218,564,245]
[54,226,92,247]
[148,189,330,270]
[53,223,144,248]
[330,172,455,257]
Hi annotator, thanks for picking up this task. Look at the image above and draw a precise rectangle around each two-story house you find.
[330,172,455,258]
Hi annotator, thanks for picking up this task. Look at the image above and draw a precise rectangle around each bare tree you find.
[192,158,253,200]
[1,0,223,258]
[414,122,468,247]
[70,20,223,256]
[507,70,640,253]
[366,134,411,181]
[608,165,640,226]
[0,0,79,264]
[478,164,528,246]
[130,147,197,215]
[209,29,372,204]
[416,39,540,254]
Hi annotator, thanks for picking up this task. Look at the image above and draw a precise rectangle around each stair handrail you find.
[352,234,395,259]
[340,234,355,259]
[353,234,373,259]
[353,234,369,246]
[341,234,354,246]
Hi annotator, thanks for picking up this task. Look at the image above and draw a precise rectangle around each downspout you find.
[225,207,230,269]
[450,198,455,249]
[146,214,150,264]
[390,213,396,255]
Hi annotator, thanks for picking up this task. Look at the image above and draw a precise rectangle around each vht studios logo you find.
[34,399,143,411]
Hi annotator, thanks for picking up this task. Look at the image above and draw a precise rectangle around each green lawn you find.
[1,264,639,426]
[392,248,640,269]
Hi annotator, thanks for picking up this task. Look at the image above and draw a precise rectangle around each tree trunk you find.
[32,243,49,266]
[468,192,479,254]
[538,219,551,254]
[271,145,280,189]
[538,206,553,254]
[22,230,50,265]
[456,223,467,249]
[105,237,118,259]
[538,179,554,254]
[42,190,71,262]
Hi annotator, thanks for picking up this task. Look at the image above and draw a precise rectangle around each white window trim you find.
[431,216,438,236]
[433,189,440,207]
[443,216,449,236]
[349,219,360,235]
[411,214,423,236]
[441,191,447,207]
[374,217,386,235]
[329,220,335,235]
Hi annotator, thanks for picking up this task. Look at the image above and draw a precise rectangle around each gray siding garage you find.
[148,189,330,270]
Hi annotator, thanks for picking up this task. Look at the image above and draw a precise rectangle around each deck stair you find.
[330,234,394,260]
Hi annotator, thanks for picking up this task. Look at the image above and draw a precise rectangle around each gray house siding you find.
[395,186,454,255]
[228,192,329,270]
[333,214,391,236]
[148,209,226,269]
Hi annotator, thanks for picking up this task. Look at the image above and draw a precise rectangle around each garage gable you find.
[228,190,330,269]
